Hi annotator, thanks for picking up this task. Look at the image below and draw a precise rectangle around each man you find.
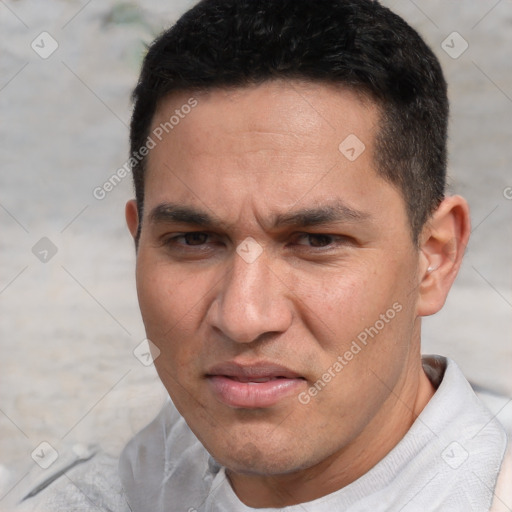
[13,0,511,510]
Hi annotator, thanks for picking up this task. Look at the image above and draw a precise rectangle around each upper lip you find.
[205,361,304,380]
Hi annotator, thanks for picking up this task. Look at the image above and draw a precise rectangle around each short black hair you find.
[130,0,448,243]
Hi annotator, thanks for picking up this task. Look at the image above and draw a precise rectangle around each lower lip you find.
[207,376,305,408]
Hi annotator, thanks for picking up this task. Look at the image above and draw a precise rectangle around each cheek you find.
[294,268,413,430]
[292,258,414,385]
[290,266,381,347]
[135,258,205,348]
[136,260,208,401]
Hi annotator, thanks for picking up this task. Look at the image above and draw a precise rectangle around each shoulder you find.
[7,400,211,512]
[474,384,512,511]
[7,446,129,512]
[490,438,512,511]
[118,399,220,511]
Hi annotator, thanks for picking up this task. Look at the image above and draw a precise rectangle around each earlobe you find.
[416,195,471,317]
[125,199,140,240]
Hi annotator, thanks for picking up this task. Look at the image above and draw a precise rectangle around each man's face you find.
[130,81,424,476]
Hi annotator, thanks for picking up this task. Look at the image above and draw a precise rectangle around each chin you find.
[207,433,315,476]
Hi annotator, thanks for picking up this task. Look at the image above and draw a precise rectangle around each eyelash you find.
[170,232,212,246]
[161,232,219,253]
[292,233,347,248]
[163,232,349,251]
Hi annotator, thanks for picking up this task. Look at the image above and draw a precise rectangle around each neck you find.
[227,352,435,507]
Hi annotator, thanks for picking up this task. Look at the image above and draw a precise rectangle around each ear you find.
[125,199,139,240]
[416,195,471,317]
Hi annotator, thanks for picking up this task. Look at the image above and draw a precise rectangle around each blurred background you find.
[1,0,511,501]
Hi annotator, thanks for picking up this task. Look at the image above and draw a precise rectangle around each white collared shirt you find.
[11,356,511,511]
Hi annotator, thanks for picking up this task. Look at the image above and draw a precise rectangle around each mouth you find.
[224,376,293,383]
[205,362,306,408]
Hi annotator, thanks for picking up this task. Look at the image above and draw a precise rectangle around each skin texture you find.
[126,80,470,507]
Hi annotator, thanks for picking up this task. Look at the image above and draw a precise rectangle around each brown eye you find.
[294,234,336,248]
[291,233,353,252]
[307,234,334,247]
[183,232,209,245]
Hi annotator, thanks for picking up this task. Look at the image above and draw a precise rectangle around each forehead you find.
[150,80,378,158]
[143,80,408,238]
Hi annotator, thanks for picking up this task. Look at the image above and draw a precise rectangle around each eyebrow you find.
[149,203,219,228]
[271,201,370,228]
[148,200,370,230]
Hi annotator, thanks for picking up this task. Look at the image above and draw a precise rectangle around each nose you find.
[207,248,293,344]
